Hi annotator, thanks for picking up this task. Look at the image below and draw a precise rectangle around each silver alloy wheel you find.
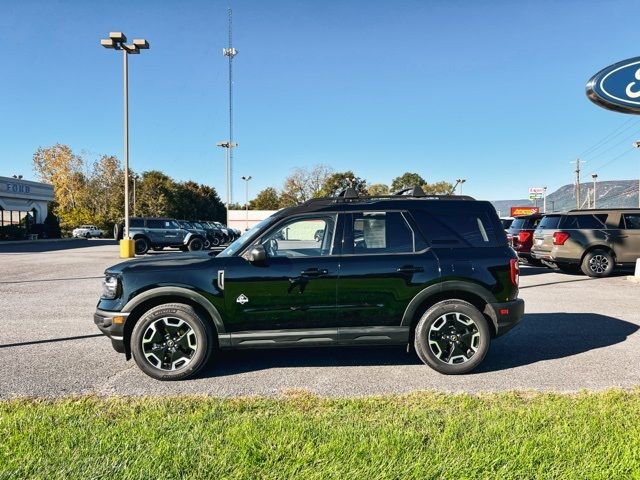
[589,254,609,274]
[141,317,198,371]
[428,312,480,364]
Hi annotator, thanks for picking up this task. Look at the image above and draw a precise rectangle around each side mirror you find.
[247,244,267,263]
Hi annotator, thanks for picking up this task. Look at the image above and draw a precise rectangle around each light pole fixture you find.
[241,175,252,230]
[455,178,467,195]
[101,31,150,258]
[591,174,598,209]
[217,141,238,209]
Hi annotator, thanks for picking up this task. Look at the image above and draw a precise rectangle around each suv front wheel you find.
[131,303,215,380]
[414,299,491,374]
[581,249,614,278]
[187,237,204,252]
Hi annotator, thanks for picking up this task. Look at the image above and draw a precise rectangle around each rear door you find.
[336,210,439,327]
[615,213,640,263]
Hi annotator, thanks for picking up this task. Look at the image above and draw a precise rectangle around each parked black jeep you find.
[95,187,524,380]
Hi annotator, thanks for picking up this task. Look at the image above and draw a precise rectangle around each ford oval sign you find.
[587,57,640,114]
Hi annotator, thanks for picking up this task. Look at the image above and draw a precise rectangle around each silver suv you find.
[531,209,640,277]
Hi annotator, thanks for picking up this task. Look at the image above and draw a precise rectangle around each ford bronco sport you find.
[94,187,524,380]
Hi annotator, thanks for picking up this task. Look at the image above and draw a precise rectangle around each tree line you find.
[33,144,454,231]
[32,144,225,232]
[248,166,454,210]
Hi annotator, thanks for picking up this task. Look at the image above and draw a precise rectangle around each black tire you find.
[581,249,614,278]
[130,303,215,381]
[204,239,211,249]
[187,237,204,252]
[210,236,221,247]
[414,299,491,375]
[527,258,544,267]
[84,232,91,239]
[114,224,123,241]
[134,237,150,255]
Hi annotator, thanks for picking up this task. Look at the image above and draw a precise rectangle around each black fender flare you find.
[122,286,225,333]
[401,281,498,332]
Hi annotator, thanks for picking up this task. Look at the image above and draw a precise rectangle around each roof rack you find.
[322,186,475,203]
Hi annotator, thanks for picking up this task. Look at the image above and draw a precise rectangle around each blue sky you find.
[2,0,640,202]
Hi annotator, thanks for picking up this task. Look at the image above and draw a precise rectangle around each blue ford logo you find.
[587,57,640,114]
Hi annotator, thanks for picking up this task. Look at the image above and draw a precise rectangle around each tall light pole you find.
[101,32,149,257]
[241,175,252,230]
[220,7,238,211]
[542,186,547,213]
[591,174,598,209]
[217,141,238,208]
[634,142,640,208]
[455,178,466,195]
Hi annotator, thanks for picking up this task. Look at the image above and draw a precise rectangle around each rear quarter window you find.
[411,208,504,247]
[560,215,606,229]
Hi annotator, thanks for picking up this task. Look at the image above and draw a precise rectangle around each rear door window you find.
[561,215,606,229]
[344,211,423,254]
[130,218,144,228]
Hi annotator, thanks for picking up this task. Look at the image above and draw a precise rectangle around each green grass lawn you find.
[2,390,640,479]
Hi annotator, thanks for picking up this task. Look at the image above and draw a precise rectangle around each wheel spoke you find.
[428,311,480,365]
[141,317,198,372]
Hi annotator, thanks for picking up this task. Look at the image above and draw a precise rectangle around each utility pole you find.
[591,173,598,209]
[571,159,585,210]
[542,186,547,213]
[222,7,238,208]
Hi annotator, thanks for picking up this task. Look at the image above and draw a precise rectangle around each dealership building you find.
[0,176,55,227]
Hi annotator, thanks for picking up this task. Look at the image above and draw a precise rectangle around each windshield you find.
[217,216,278,257]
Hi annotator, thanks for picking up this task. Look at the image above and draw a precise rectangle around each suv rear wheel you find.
[414,300,490,374]
[130,303,215,380]
[187,237,204,252]
[581,249,614,278]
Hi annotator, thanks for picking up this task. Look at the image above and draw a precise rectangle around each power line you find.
[582,127,640,163]
[577,117,640,159]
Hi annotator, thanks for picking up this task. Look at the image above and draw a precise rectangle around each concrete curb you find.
[627,276,640,284]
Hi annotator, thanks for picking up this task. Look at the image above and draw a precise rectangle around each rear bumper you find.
[489,298,525,337]
[94,309,128,354]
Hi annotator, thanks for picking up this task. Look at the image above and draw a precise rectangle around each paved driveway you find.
[0,241,638,397]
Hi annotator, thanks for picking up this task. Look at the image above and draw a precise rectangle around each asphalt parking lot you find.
[0,240,638,398]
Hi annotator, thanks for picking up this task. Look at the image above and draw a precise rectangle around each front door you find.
[222,214,341,332]
[337,210,440,327]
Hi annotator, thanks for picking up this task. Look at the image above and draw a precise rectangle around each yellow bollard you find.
[119,239,135,258]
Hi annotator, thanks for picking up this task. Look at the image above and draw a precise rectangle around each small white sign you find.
[529,187,545,194]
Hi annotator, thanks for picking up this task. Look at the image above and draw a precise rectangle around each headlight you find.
[101,275,120,299]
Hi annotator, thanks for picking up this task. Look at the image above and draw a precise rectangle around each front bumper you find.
[489,298,525,337]
[94,309,129,354]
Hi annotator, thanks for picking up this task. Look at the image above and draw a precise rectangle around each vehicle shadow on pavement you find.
[477,312,639,372]
[0,239,116,253]
[203,346,423,377]
[199,312,638,377]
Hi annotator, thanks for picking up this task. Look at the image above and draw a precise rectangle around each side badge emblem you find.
[236,294,249,305]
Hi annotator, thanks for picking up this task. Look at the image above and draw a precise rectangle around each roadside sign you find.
[511,206,540,216]
[528,187,545,194]
[529,193,542,200]
[586,56,640,114]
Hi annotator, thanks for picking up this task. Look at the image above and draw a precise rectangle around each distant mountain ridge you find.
[491,180,639,216]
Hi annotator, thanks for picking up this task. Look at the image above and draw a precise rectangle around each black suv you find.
[95,187,524,380]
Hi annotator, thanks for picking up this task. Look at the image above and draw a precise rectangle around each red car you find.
[506,214,544,265]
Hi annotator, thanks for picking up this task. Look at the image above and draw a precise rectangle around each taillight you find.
[510,258,519,286]
[553,231,570,245]
[518,231,531,244]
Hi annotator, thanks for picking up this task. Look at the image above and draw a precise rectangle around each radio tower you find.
[222,6,238,207]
